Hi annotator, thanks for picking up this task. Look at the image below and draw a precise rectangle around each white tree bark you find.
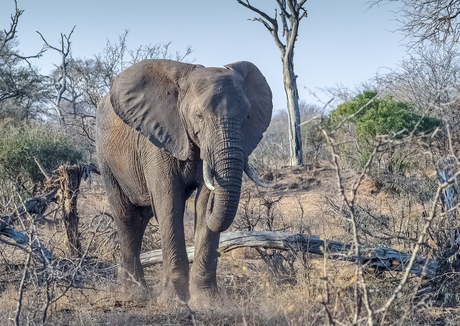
[440,157,459,247]
[283,59,303,165]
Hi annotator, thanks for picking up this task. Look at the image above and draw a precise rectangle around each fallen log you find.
[139,231,438,279]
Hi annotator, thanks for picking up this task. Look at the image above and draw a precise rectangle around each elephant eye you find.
[194,114,204,130]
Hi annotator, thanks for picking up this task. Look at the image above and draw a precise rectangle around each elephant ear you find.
[110,60,201,160]
[224,61,273,156]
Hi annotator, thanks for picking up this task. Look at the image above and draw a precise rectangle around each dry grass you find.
[0,164,459,325]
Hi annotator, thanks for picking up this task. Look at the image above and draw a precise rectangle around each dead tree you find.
[55,163,99,257]
[0,0,45,64]
[0,0,45,107]
[236,0,307,166]
[37,26,78,125]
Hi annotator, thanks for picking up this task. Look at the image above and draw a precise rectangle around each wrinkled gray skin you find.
[96,59,272,302]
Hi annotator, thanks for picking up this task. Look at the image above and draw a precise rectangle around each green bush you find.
[329,90,440,139]
[0,122,83,199]
[327,90,441,172]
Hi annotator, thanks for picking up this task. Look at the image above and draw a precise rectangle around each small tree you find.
[0,0,48,121]
[236,0,307,166]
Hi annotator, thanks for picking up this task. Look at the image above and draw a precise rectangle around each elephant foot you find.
[113,281,150,303]
[117,267,149,299]
[118,283,150,301]
[189,292,216,309]
[157,282,190,305]
[189,283,217,309]
[125,287,151,302]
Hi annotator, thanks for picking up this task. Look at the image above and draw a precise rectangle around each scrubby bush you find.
[0,121,83,206]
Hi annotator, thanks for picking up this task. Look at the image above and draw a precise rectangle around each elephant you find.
[95,59,272,302]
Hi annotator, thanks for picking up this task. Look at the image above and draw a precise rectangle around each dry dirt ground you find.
[0,164,459,325]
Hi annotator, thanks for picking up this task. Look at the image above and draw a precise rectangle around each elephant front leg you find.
[190,185,221,301]
[155,191,190,303]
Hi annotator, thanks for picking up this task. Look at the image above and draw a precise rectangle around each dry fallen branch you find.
[0,188,57,264]
[139,231,438,279]
[0,188,57,227]
[0,163,99,260]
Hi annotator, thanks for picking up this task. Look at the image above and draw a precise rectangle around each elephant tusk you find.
[244,163,269,188]
[203,161,215,191]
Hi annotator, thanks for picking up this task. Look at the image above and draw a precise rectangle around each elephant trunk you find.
[205,128,245,233]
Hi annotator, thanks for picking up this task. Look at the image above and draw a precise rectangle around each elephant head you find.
[109,59,272,232]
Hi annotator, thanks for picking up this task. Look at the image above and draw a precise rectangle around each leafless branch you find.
[0,0,22,54]
[11,253,30,326]
[370,0,460,46]
[33,157,51,181]
[236,0,286,52]
[321,127,382,324]
[276,1,290,37]
[375,181,442,318]
[37,26,76,125]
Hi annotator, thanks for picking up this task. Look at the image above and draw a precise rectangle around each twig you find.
[33,157,51,181]
[12,253,31,326]
[376,181,442,318]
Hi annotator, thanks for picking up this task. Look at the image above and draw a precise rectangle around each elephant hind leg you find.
[101,169,152,292]
[116,205,151,292]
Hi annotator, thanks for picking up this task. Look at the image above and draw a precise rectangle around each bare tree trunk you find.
[283,58,303,165]
[54,78,66,126]
[236,0,307,166]
[440,157,459,247]
[55,163,98,256]
[60,165,82,257]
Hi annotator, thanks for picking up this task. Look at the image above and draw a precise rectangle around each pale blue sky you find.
[2,0,405,111]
